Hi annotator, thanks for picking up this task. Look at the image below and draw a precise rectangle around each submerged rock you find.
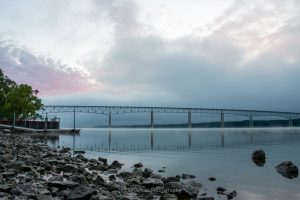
[275,161,298,179]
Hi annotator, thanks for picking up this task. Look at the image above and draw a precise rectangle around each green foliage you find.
[0,69,43,120]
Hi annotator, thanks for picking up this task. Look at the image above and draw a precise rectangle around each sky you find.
[1,0,300,115]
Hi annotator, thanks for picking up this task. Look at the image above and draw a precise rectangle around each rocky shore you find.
[0,131,237,200]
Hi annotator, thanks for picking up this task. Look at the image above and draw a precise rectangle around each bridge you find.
[42,105,300,128]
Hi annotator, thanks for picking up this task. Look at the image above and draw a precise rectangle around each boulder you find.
[133,162,143,168]
[251,149,266,167]
[108,160,123,169]
[142,178,163,188]
[275,161,298,179]
[48,181,79,189]
[67,186,97,200]
[181,174,195,179]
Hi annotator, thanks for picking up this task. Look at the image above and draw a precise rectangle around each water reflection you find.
[42,128,300,153]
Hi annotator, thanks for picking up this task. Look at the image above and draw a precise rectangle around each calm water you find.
[44,128,300,200]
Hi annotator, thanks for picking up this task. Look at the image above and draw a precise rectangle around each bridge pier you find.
[289,118,293,127]
[249,116,254,128]
[150,111,154,128]
[220,112,224,128]
[108,112,112,128]
[188,111,192,128]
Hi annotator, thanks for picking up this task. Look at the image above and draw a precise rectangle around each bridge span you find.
[42,105,300,128]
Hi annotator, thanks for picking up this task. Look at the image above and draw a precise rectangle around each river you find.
[43,128,300,200]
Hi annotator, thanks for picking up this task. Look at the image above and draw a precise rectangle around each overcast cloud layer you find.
[1,0,300,111]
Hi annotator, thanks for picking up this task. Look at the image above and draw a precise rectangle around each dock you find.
[0,124,80,134]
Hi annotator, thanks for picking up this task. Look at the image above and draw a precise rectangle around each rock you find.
[1,171,16,178]
[208,177,216,181]
[36,194,53,200]
[108,160,123,169]
[143,168,153,178]
[0,174,3,184]
[67,186,97,200]
[252,149,266,167]
[10,183,37,198]
[49,175,64,181]
[160,193,178,200]
[69,174,88,185]
[94,175,106,185]
[109,175,116,181]
[216,186,226,194]
[0,184,14,193]
[98,157,107,165]
[227,190,237,199]
[48,181,80,189]
[60,147,71,153]
[74,150,85,154]
[105,181,127,192]
[163,176,180,183]
[199,198,214,200]
[116,172,132,179]
[134,162,143,168]
[75,154,88,162]
[142,178,163,188]
[158,170,165,173]
[137,191,154,199]
[181,174,195,179]
[275,161,298,179]
[63,164,79,173]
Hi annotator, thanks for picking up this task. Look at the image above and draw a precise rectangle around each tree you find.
[0,69,43,120]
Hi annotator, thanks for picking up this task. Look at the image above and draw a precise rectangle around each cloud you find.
[90,0,300,111]
[0,40,96,95]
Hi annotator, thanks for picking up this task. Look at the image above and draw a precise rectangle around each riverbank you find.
[0,130,237,200]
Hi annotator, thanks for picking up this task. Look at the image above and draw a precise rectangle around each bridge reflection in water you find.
[44,128,300,153]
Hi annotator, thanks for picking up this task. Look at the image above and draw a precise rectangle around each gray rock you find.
[142,178,163,188]
[10,183,37,198]
[252,149,266,167]
[48,181,79,189]
[163,176,180,183]
[94,175,106,185]
[0,184,14,193]
[67,186,97,200]
[108,160,123,169]
[63,164,79,173]
[275,161,298,179]
[109,175,116,181]
[134,162,143,168]
[181,174,195,179]
[98,157,107,165]
[69,174,88,185]
[49,175,64,182]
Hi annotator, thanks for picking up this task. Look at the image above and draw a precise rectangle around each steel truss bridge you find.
[42,105,300,128]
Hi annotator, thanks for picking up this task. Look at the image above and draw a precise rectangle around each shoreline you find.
[0,130,237,200]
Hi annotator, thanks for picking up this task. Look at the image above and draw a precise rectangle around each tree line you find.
[0,69,43,120]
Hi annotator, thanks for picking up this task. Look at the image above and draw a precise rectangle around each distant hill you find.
[95,119,300,128]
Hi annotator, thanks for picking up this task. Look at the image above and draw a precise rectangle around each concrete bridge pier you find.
[289,118,293,127]
[220,112,224,128]
[108,112,112,128]
[150,131,154,150]
[150,110,154,128]
[249,116,254,128]
[188,111,192,128]
[188,131,192,149]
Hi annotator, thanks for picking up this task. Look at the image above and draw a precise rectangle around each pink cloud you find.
[0,41,95,95]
